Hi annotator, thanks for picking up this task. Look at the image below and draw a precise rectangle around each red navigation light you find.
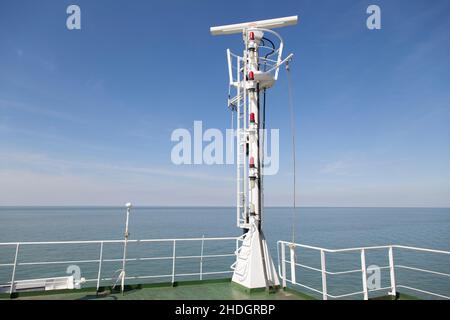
[249,156,255,168]
[248,71,254,80]
[250,112,255,123]
[249,31,255,40]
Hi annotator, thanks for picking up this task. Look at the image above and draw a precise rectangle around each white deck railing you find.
[0,236,241,294]
[277,241,450,300]
[2,237,449,299]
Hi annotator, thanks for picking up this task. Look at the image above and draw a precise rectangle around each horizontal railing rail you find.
[2,237,448,300]
[277,241,450,300]
[0,236,240,295]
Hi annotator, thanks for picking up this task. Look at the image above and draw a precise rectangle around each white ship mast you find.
[211,16,297,290]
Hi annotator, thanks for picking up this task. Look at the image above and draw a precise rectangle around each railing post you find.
[10,243,20,295]
[200,236,204,281]
[171,240,176,285]
[388,246,397,297]
[281,243,287,288]
[361,249,369,300]
[289,244,296,284]
[96,241,104,292]
[320,250,328,300]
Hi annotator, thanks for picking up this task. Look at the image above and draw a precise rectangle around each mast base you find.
[232,225,280,289]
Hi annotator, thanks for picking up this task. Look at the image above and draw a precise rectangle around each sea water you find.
[0,207,449,299]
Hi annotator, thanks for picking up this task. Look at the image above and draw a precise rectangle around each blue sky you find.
[0,0,449,206]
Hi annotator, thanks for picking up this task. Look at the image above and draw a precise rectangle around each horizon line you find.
[1,205,449,209]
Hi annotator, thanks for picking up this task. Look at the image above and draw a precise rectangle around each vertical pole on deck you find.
[388,246,397,297]
[96,241,104,292]
[200,236,204,281]
[289,244,296,284]
[281,243,287,288]
[320,249,328,300]
[361,249,369,300]
[10,243,20,295]
[121,205,131,295]
[172,240,176,285]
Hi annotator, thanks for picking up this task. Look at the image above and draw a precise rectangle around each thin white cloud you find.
[0,98,86,124]
[0,169,233,206]
[0,150,235,205]
[0,150,233,182]
[0,124,125,154]
[320,160,349,175]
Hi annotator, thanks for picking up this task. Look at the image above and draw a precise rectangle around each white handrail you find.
[0,236,238,246]
[395,265,450,277]
[278,241,450,254]
[397,285,450,300]
[2,237,448,299]
[0,236,240,294]
[277,241,450,300]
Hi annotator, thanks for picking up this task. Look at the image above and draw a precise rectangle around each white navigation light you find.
[125,202,132,209]
[210,15,298,36]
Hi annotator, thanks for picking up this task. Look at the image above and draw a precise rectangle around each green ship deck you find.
[1,279,416,300]
[2,279,312,300]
